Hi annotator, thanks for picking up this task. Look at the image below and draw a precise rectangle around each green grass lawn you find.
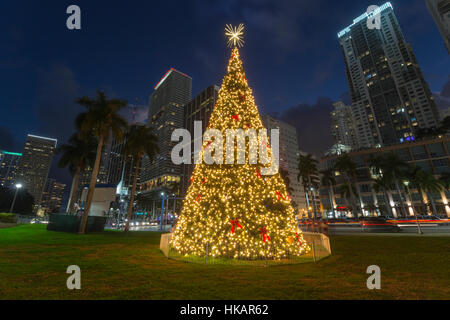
[0,224,449,300]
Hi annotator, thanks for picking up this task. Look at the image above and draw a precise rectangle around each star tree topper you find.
[225,24,245,48]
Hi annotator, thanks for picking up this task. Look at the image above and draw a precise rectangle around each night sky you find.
[1,0,449,187]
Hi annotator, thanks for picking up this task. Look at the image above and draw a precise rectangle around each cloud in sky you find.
[35,63,80,143]
[278,97,335,157]
[193,0,326,53]
[440,76,450,98]
[433,76,450,111]
[0,127,17,152]
[119,104,148,124]
[33,63,83,187]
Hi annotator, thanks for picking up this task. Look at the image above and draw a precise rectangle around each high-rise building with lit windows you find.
[140,68,192,197]
[40,178,66,214]
[260,114,313,218]
[17,134,57,211]
[331,101,359,150]
[181,85,219,197]
[0,150,22,187]
[426,0,450,54]
[338,2,440,148]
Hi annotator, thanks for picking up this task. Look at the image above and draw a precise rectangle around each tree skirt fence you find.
[160,231,331,266]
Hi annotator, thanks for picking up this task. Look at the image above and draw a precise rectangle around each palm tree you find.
[372,175,393,217]
[368,154,410,217]
[402,166,423,234]
[56,134,97,214]
[334,154,360,218]
[413,170,444,216]
[382,154,410,217]
[298,154,319,219]
[338,183,357,214]
[122,125,159,232]
[439,172,450,190]
[320,168,336,218]
[75,90,128,234]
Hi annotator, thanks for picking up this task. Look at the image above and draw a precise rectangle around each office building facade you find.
[40,178,66,214]
[181,85,219,197]
[140,68,192,197]
[17,134,57,211]
[426,0,450,53]
[261,115,314,217]
[320,137,450,218]
[338,2,440,149]
[0,150,22,187]
[331,101,359,150]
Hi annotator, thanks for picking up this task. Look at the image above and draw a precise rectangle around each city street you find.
[300,218,450,235]
[327,222,450,235]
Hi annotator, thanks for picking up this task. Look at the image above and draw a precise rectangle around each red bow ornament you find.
[275,191,286,201]
[259,227,271,243]
[229,218,243,234]
[296,233,302,245]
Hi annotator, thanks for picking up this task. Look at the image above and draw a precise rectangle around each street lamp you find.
[9,183,22,213]
[160,192,165,231]
[403,180,423,235]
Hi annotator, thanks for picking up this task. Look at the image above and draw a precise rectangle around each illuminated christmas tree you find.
[171,24,309,260]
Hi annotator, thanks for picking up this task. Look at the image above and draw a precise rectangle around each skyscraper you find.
[331,101,359,150]
[426,0,450,54]
[73,142,110,206]
[181,85,219,197]
[40,178,66,214]
[0,150,22,187]
[17,134,57,211]
[261,114,310,217]
[338,2,440,148]
[140,68,192,197]
[106,124,141,198]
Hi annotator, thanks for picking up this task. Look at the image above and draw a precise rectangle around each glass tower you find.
[338,2,440,148]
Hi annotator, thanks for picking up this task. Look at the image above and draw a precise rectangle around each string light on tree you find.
[171,24,309,260]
